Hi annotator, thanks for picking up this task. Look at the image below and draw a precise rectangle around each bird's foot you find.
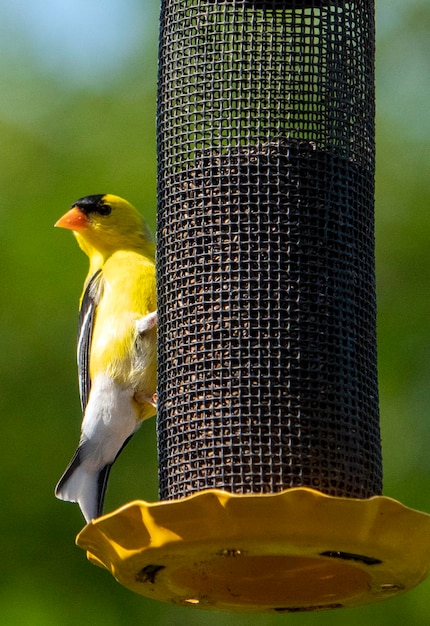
[134,391,158,408]
[135,310,157,334]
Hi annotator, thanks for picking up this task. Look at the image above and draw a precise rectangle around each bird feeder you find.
[76,0,430,613]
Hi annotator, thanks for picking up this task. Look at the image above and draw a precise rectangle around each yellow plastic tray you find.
[77,488,430,613]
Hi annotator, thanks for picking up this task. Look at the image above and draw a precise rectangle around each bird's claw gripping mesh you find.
[156,0,381,501]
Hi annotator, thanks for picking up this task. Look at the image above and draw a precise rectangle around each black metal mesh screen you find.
[156,0,382,501]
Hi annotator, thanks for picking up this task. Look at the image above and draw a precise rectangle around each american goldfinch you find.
[54,194,157,522]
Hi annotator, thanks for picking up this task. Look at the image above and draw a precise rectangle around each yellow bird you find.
[55,194,157,522]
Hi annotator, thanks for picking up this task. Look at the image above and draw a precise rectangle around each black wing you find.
[77,269,102,412]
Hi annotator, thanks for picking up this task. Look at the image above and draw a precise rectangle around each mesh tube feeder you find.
[77,0,430,613]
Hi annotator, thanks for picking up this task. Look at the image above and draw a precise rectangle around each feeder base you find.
[76,488,430,613]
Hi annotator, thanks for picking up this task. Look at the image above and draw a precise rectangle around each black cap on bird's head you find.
[73,194,112,217]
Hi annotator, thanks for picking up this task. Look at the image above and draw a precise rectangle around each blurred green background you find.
[1,1,429,624]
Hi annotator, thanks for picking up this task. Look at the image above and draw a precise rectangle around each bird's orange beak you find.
[55,206,89,230]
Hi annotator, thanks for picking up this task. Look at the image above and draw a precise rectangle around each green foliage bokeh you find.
[0,1,429,624]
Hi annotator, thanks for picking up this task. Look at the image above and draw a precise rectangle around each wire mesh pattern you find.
[156,0,381,501]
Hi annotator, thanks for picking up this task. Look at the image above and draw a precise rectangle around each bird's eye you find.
[98,204,112,216]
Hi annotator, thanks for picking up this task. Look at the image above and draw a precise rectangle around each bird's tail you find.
[55,444,112,523]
